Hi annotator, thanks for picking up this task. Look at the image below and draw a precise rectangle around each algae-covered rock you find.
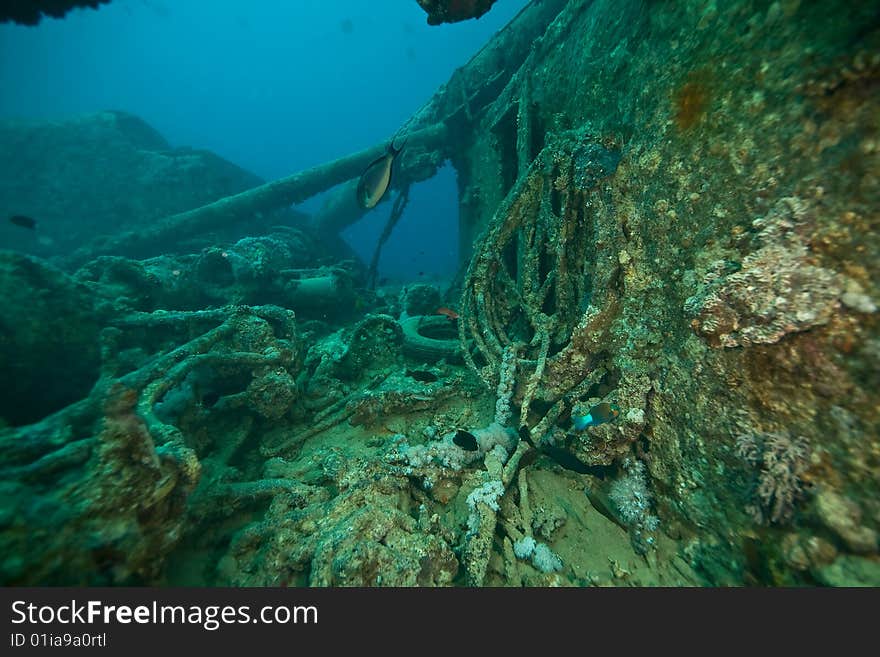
[814,555,880,588]
[402,283,443,316]
[0,111,266,260]
[0,251,101,425]
[453,0,880,584]
[73,230,349,318]
[0,389,200,585]
[217,455,459,586]
[815,489,878,555]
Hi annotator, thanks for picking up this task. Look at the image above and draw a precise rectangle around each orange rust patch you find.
[673,70,712,131]
[104,383,138,417]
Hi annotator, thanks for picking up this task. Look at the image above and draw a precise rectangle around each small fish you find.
[406,368,438,383]
[435,306,459,321]
[572,402,621,430]
[453,429,479,451]
[9,215,36,230]
[518,425,608,479]
[356,136,407,209]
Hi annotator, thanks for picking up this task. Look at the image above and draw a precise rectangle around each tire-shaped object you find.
[399,315,462,363]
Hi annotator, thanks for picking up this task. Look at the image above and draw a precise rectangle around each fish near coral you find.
[453,429,479,451]
[572,402,620,430]
[356,136,406,209]
[435,306,459,321]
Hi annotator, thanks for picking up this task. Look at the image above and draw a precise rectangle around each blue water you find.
[0,0,530,278]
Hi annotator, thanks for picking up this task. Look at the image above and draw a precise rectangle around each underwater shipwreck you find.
[1,0,879,587]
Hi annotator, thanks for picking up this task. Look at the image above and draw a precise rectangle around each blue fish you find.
[572,402,621,430]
